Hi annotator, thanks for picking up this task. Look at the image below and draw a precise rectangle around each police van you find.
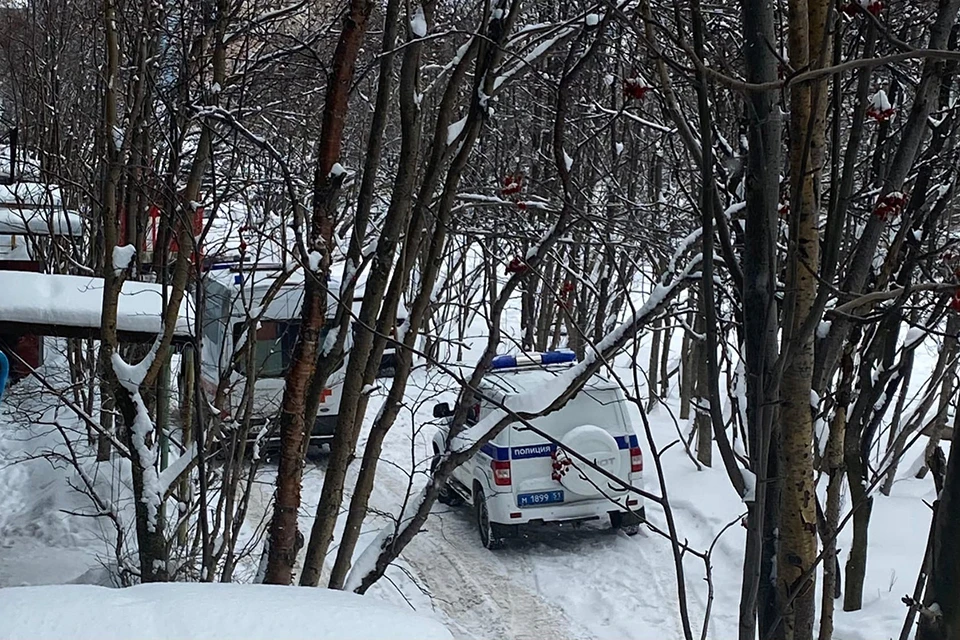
[431,351,645,548]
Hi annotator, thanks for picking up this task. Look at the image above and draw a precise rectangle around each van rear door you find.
[508,385,634,506]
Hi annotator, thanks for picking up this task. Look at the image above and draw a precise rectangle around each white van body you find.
[432,354,645,547]
[197,264,404,448]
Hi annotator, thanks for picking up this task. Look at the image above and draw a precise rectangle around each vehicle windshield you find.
[233,320,328,378]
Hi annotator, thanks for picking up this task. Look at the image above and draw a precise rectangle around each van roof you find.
[203,263,409,321]
[476,365,621,398]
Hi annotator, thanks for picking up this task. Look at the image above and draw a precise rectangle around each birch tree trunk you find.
[778,0,830,633]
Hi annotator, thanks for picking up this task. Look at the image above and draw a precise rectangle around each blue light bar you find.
[490,355,518,369]
[541,350,576,365]
[489,351,576,370]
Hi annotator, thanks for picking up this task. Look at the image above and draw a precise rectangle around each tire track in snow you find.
[345,440,579,640]
[400,507,579,640]
[512,524,686,639]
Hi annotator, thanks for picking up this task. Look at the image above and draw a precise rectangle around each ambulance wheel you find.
[432,447,463,506]
[474,487,503,550]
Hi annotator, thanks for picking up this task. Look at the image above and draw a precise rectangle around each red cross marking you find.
[320,388,333,404]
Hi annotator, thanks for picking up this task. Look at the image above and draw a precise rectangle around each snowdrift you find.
[0,583,453,640]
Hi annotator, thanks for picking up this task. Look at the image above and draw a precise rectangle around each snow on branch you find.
[158,443,198,501]
[112,244,136,276]
[112,338,164,532]
[493,28,575,91]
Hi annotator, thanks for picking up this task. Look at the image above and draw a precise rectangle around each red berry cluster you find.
[872,192,907,221]
[551,448,572,482]
[557,281,575,309]
[842,0,882,17]
[505,256,528,275]
[622,78,650,101]
[501,173,523,197]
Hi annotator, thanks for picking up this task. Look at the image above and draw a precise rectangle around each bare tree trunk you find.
[819,344,852,640]
[842,415,873,613]
[693,297,711,466]
[97,391,114,461]
[881,311,918,496]
[679,312,696,421]
[304,0,430,589]
[263,0,374,586]
[659,321,671,400]
[97,0,170,583]
[917,408,960,640]
[737,14,784,617]
[647,317,661,411]
[916,315,959,479]
[178,344,194,549]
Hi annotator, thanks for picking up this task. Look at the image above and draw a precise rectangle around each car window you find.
[233,320,329,378]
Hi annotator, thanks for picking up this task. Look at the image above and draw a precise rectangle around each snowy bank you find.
[0,583,453,640]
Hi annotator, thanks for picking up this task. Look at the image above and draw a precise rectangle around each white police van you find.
[431,351,645,549]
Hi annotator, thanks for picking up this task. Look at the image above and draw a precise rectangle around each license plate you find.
[517,490,564,507]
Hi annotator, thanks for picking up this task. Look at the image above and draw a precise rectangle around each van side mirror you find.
[433,402,452,419]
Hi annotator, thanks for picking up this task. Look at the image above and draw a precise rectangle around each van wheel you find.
[610,511,640,536]
[432,449,463,506]
[475,487,503,550]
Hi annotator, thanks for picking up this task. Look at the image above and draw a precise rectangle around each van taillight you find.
[630,447,643,473]
[492,460,512,486]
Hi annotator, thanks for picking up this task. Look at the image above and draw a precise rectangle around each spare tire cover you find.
[557,425,622,496]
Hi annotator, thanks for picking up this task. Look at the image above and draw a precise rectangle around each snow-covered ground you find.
[0,583,453,640]
[0,333,940,639]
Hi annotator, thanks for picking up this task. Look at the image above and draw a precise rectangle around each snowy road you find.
[0,363,937,640]
[256,370,745,640]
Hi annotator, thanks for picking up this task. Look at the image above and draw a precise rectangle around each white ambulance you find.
[431,352,645,548]
[197,263,403,451]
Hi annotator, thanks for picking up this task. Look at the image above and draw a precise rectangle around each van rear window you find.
[233,320,319,378]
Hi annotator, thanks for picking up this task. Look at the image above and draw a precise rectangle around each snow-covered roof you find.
[0,270,194,339]
[204,262,409,321]
[0,207,83,236]
[0,182,82,237]
[482,367,618,396]
[445,359,617,397]
[0,182,62,207]
[0,583,453,640]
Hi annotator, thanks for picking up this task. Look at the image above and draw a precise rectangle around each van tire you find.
[474,487,503,550]
[610,510,642,536]
[432,448,463,507]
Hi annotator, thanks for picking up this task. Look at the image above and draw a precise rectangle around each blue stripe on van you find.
[478,434,637,461]
[479,442,510,461]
